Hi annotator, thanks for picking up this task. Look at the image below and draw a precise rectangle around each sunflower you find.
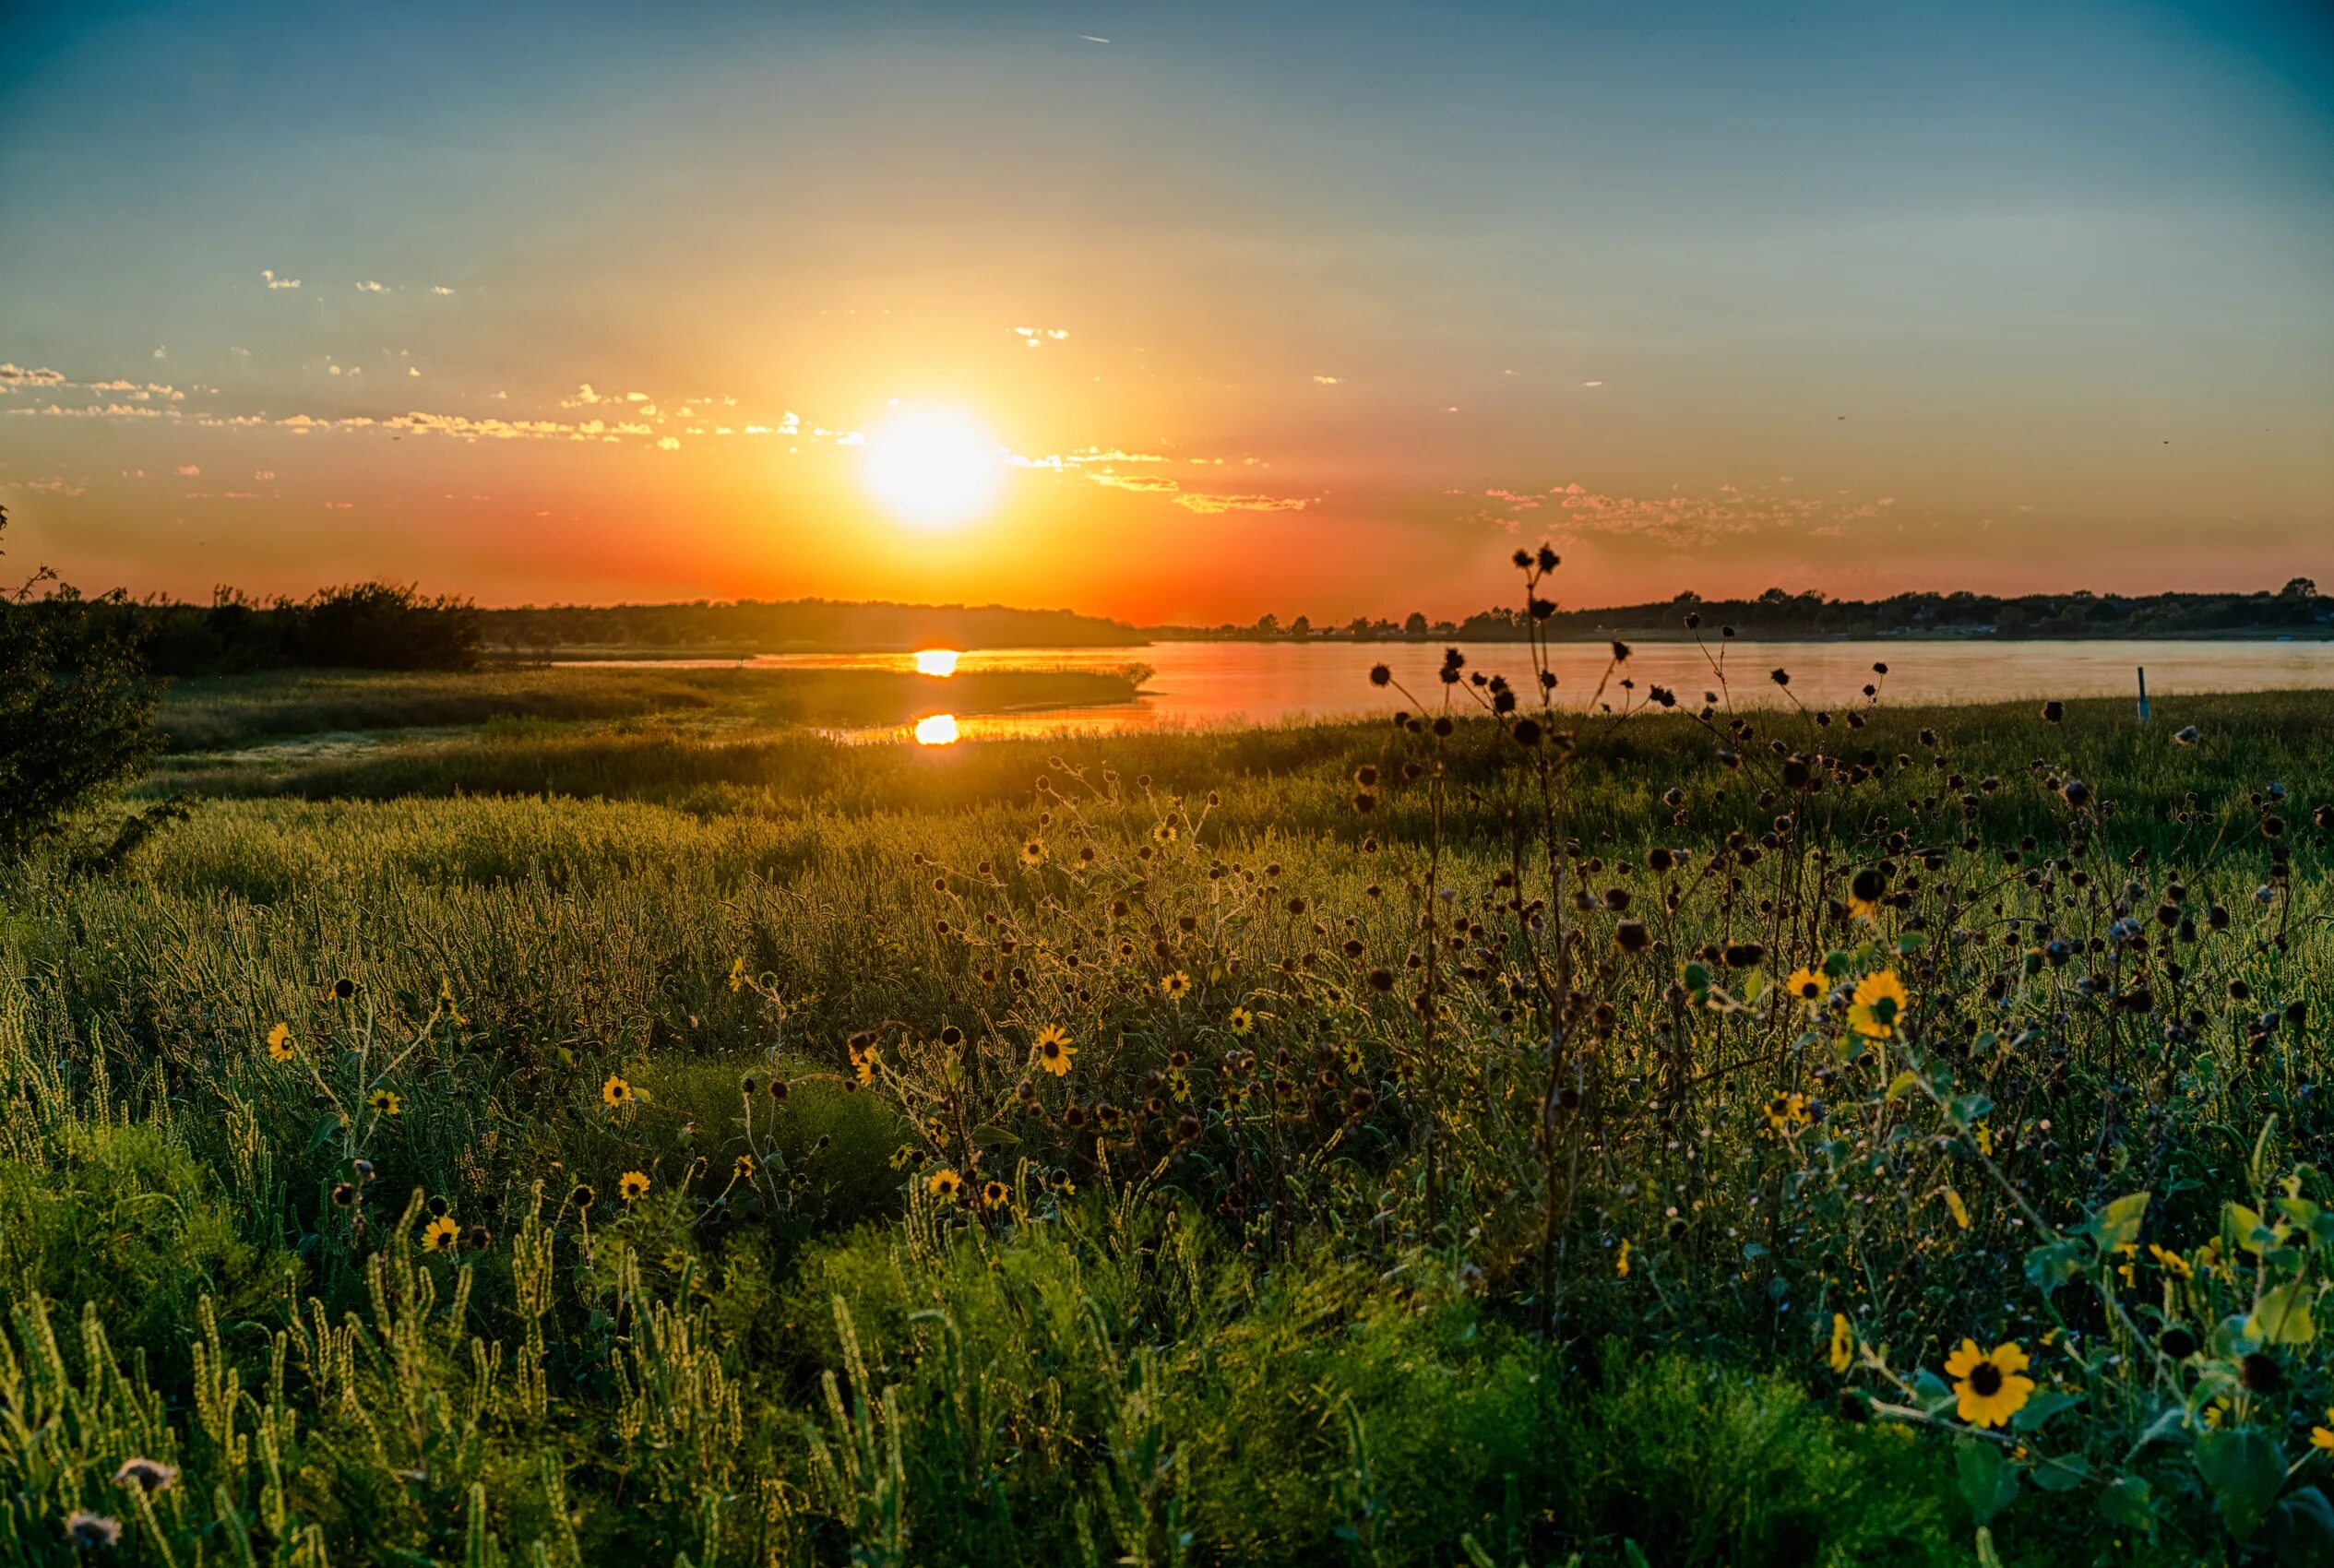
[1828,1313,1854,1373]
[1784,967,1825,1005]
[1943,1339,2034,1428]
[420,1215,461,1253]
[727,956,749,992]
[368,1087,401,1117]
[927,1167,963,1204]
[850,1040,880,1087]
[263,1022,294,1062]
[2149,1242,2193,1280]
[1848,970,1909,1039]
[1150,822,1177,845]
[617,1170,650,1204]
[1762,1092,1808,1135]
[601,1074,634,1109]
[981,1179,1011,1210]
[1160,970,1192,1001]
[1226,1005,1255,1036]
[733,1154,756,1180]
[1033,1024,1076,1077]
[2312,1409,2334,1452]
[1019,838,1046,867]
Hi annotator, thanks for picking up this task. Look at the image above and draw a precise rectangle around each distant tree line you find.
[471,599,1143,656]
[1165,580,2334,642]
[27,584,485,676]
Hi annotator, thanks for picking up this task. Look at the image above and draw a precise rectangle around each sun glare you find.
[912,647,960,676]
[862,407,1003,529]
[913,712,960,745]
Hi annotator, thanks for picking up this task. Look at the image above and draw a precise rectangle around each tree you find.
[2280,576,2319,600]
[0,507,156,858]
[1289,614,1312,638]
[1403,612,1429,637]
[1253,612,1280,636]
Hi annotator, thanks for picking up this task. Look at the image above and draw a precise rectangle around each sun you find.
[861,406,1003,529]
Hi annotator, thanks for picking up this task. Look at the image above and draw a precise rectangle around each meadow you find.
[7,588,2334,1564]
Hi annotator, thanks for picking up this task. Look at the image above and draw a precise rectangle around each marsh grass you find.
[5,596,2333,1562]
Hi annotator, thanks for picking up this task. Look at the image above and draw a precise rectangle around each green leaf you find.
[2025,1241,2088,1295]
[2197,1427,2286,1543]
[1956,1442,2019,1526]
[1886,1071,1922,1106]
[1739,968,1768,1004]
[1682,961,1712,992]
[2269,1489,2334,1562]
[971,1126,1021,1147]
[2009,1391,2080,1432]
[2249,1281,2317,1346]
[2085,1192,2151,1254]
[1948,1093,1994,1127]
[1897,930,1928,955]
[2226,1202,2271,1256]
[2099,1475,2155,1532]
[2029,1451,2090,1492]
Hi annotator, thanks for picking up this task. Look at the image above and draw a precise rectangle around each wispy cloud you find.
[353,279,387,293]
[1312,374,1342,386]
[429,285,455,296]
[0,363,65,386]
[1012,327,1071,348]
[261,268,301,290]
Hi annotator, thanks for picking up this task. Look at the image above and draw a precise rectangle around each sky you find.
[2,0,2329,623]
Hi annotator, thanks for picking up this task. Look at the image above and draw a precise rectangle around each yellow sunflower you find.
[420,1215,461,1253]
[1943,1339,2034,1428]
[266,1022,295,1063]
[1226,1005,1255,1036]
[601,1074,634,1109]
[1033,1024,1076,1077]
[1784,967,1825,1005]
[733,1154,756,1180]
[1150,822,1178,845]
[368,1088,401,1117]
[1848,970,1909,1039]
[617,1170,650,1204]
[1019,838,1046,866]
[1762,1092,1808,1135]
[1160,970,1191,1001]
[1828,1313,1854,1373]
[927,1167,963,1204]
[981,1179,1011,1210]
[2312,1409,2334,1452]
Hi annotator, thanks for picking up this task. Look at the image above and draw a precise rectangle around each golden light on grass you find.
[913,712,960,745]
[912,647,961,676]
[862,406,1002,529]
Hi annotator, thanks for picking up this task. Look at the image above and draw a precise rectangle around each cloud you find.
[429,285,455,296]
[254,469,275,481]
[656,436,681,451]
[1013,327,1071,348]
[1312,374,1342,386]
[1460,478,1904,546]
[153,347,166,359]
[1580,380,1603,387]
[1173,492,1314,515]
[174,465,200,477]
[89,380,185,400]
[562,384,606,407]
[261,268,301,290]
[353,279,387,292]
[0,363,65,386]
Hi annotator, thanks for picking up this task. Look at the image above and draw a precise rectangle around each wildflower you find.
[1944,1188,1971,1230]
[435,977,467,1024]
[420,1215,461,1253]
[1616,1239,1631,1278]
[982,1179,1010,1209]
[727,956,748,992]
[265,1022,294,1062]
[571,1184,595,1212]
[1943,1340,2035,1428]
[1848,970,1908,1039]
[1033,1023,1077,1076]
[601,1074,634,1110]
[2312,1410,2334,1451]
[1160,970,1191,1001]
[368,1087,401,1118]
[1763,1092,1809,1136]
[1151,822,1177,845]
[65,1513,122,1550]
[1614,921,1650,954]
[733,1154,756,1180]
[617,1170,650,1204]
[113,1457,177,1494]
[1828,1313,1853,1373]
[2149,1242,2192,1280]
[1019,837,1046,866]
[1973,1120,1994,1157]
[850,1039,880,1087]
[927,1168,963,1204]
[1227,1005,1254,1036]
[1784,967,1825,1005]
[330,1182,356,1207]
[332,977,357,1001]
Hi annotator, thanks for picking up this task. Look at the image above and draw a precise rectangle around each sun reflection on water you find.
[912,648,961,677]
[913,713,960,745]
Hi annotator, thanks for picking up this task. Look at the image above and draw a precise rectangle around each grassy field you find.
[6,658,2334,1563]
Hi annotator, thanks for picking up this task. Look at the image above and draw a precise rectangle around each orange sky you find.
[4,3,2329,622]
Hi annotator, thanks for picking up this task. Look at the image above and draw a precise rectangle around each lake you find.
[579,638,2334,742]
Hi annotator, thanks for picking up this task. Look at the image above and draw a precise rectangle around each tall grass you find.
[3,622,2331,1561]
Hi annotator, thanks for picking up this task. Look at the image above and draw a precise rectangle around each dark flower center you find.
[1968,1362,2004,1397]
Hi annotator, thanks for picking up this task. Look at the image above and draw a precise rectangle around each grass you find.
[7,638,2334,1563]
[153,663,1149,754]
